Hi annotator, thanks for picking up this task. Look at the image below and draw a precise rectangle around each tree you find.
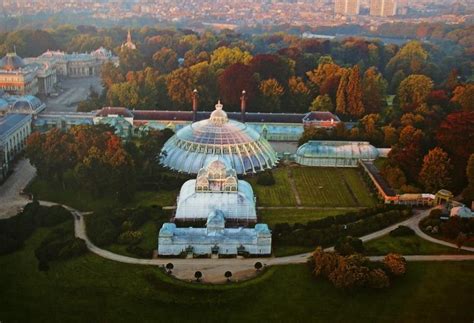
[152,47,178,74]
[382,125,398,147]
[310,94,333,112]
[381,165,407,189]
[254,262,263,271]
[259,78,285,112]
[38,260,50,273]
[225,271,232,282]
[166,262,174,274]
[118,47,144,73]
[250,54,294,86]
[451,84,474,112]
[312,247,339,277]
[194,271,202,282]
[166,67,195,108]
[218,63,258,108]
[328,254,370,289]
[107,82,140,109]
[367,268,390,289]
[463,154,474,203]
[336,69,349,116]
[397,75,434,112]
[419,147,452,192]
[287,76,311,113]
[383,253,406,276]
[436,112,474,161]
[100,62,124,89]
[307,62,345,102]
[334,236,365,256]
[362,67,387,114]
[210,46,252,70]
[386,41,429,77]
[346,65,365,118]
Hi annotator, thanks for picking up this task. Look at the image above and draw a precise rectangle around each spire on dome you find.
[127,29,132,43]
[209,101,228,125]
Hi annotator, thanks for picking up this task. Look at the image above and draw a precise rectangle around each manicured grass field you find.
[26,178,179,211]
[292,167,376,207]
[1,227,474,322]
[365,234,473,256]
[259,208,355,227]
[247,168,297,206]
[248,166,376,208]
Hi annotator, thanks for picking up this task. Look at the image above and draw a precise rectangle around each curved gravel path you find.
[48,203,474,282]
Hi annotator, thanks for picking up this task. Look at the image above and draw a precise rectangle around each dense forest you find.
[4,24,473,202]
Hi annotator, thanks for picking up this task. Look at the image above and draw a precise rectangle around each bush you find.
[334,236,365,255]
[39,205,70,227]
[256,170,276,186]
[383,253,406,276]
[390,225,415,237]
[118,230,143,245]
[368,268,390,289]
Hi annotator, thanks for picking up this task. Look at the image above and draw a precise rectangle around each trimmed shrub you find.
[118,230,143,245]
[390,225,415,237]
[334,236,365,255]
[256,170,276,186]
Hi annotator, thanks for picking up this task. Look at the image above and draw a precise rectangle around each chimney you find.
[240,90,246,123]
[192,89,198,122]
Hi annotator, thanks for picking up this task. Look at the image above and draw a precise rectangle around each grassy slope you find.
[365,234,473,256]
[1,227,474,322]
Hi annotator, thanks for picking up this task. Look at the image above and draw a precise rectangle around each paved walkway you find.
[48,203,474,283]
[0,159,36,219]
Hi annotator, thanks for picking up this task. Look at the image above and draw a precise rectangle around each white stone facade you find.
[158,211,272,256]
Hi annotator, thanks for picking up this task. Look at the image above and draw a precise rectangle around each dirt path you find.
[287,168,301,206]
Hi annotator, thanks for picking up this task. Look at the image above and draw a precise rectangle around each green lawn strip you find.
[259,208,355,227]
[248,168,297,207]
[26,178,178,211]
[364,234,473,256]
[1,228,473,323]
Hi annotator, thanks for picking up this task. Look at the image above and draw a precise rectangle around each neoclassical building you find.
[25,47,118,78]
[0,53,40,95]
[174,159,257,224]
[160,101,279,175]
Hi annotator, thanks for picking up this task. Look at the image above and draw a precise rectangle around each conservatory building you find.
[296,140,380,167]
[160,101,278,175]
[174,159,257,224]
[158,210,271,256]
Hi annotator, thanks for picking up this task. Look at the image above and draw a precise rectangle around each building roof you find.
[96,107,134,118]
[296,140,379,160]
[160,102,278,175]
[0,113,31,138]
[303,111,341,122]
[450,206,473,218]
[0,53,26,71]
[10,95,44,114]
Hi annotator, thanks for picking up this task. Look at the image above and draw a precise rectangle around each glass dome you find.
[160,102,278,174]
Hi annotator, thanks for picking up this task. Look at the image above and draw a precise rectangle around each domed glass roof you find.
[160,102,278,174]
[0,53,25,71]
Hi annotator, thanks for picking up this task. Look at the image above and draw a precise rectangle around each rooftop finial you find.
[127,28,132,43]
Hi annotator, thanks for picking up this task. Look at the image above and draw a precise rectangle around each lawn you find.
[259,208,355,227]
[26,178,179,211]
[248,166,376,208]
[292,167,376,207]
[107,220,158,257]
[1,226,474,322]
[247,168,297,206]
[364,234,473,256]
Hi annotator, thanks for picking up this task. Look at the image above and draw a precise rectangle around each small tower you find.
[192,89,199,122]
[121,29,136,50]
[240,90,247,123]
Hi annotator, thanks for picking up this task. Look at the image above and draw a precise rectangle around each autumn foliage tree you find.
[383,253,407,276]
[419,147,452,192]
[218,63,258,108]
[397,74,434,112]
